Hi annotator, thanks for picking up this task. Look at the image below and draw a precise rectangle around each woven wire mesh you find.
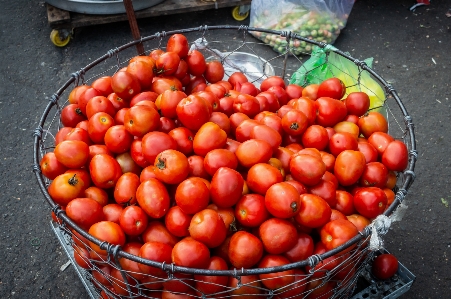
[33,25,416,299]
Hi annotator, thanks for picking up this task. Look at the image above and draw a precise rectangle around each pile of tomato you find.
[39,33,408,299]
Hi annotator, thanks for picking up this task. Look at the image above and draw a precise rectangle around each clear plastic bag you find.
[250,0,355,55]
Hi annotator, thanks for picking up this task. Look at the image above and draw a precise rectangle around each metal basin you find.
[46,0,165,15]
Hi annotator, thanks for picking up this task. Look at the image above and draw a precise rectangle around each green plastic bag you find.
[290,46,385,111]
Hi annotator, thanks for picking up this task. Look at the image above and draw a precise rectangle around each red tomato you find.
[316,97,347,127]
[209,112,231,135]
[368,132,395,156]
[335,190,355,216]
[152,76,182,94]
[302,84,319,101]
[204,60,225,83]
[126,60,154,91]
[260,76,286,92]
[329,132,358,157]
[78,87,103,116]
[63,127,91,145]
[224,138,241,154]
[115,152,142,175]
[285,84,304,99]
[186,50,207,76]
[124,105,160,138]
[66,198,104,230]
[236,81,259,96]
[228,72,248,87]
[203,148,238,176]
[142,220,179,247]
[284,232,314,263]
[113,107,128,125]
[129,139,149,169]
[40,152,67,180]
[260,114,284,136]
[89,154,123,189]
[111,71,141,101]
[281,109,309,136]
[345,92,370,116]
[189,209,227,248]
[360,162,389,188]
[104,125,133,154]
[258,255,294,290]
[301,125,329,151]
[235,119,260,142]
[333,121,360,139]
[320,219,359,251]
[187,155,210,179]
[175,177,210,214]
[358,140,379,163]
[194,256,229,295]
[103,203,123,224]
[155,51,181,76]
[117,242,145,281]
[158,116,177,133]
[210,167,244,208]
[193,122,227,157]
[233,93,260,117]
[83,186,109,207]
[256,91,280,112]
[165,206,192,237]
[54,140,89,169]
[295,194,331,228]
[259,218,297,254]
[235,193,270,227]
[334,150,366,186]
[235,139,273,168]
[265,182,301,218]
[61,104,87,127]
[136,178,170,218]
[228,231,263,268]
[250,124,282,151]
[138,241,173,277]
[141,131,177,164]
[372,254,399,280]
[176,95,211,131]
[382,140,409,171]
[309,179,337,208]
[320,151,336,172]
[166,34,189,58]
[358,111,388,138]
[347,214,371,232]
[172,237,210,268]
[353,187,387,218]
[73,246,91,270]
[154,149,189,185]
[113,172,140,205]
[68,85,90,105]
[289,153,326,186]
[273,147,294,172]
[291,97,317,125]
[119,205,148,236]
[195,90,220,113]
[246,163,283,195]
[88,221,126,255]
[130,91,158,106]
[317,77,346,100]
[87,112,115,144]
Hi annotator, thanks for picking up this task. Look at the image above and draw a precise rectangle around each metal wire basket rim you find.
[33,25,417,276]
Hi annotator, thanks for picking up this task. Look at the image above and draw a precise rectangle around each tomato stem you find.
[290,122,299,131]
[290,201,299,212]
[68,174,78,186]
[155,157,166,170]
[75,107,83,115]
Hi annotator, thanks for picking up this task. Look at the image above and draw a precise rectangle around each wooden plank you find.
[46,3,70,26]
[50,0,251,29]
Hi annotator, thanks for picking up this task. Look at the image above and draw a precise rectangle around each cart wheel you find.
[232,6,249,21]
[50,29,71,47]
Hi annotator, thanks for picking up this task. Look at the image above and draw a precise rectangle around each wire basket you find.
[32,25,417,299]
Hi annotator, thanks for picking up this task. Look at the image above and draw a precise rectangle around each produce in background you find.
[41,32,409,297]
[250,0,355,54]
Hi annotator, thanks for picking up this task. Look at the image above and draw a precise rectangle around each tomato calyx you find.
[155,157,167,170]
[290,201,299,213]
[170,85,178,91]
[68,174,79,186]
[75,108,83,115]
[290,122,299,131]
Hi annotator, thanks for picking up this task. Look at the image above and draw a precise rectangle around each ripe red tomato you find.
[235,119,260,142]
[154,149,189,185]
[334,150,366,186]
[83,186,109,207]
[195,90,220,113]
[284,232,314,263]
[119,205,148,236]
[267,85,289,106]
[260,76,286,92]
[357,140,379,163]
[61,104,87,127]
[158,116,177,133]
[228,231,263,268]
[368,132,395,156]
[187,155,210,179]
[126,60,154,91]
[228,72,248,87]
[78,87,103,116]
[189,209,227,248]
[309,179,337,208]
[329,132,358,157]
[130,91,158,106]
[382,140,409,171]
[152,76,183,94]
[124,105,160,138]
[315,97,347,127]
[117,242,146,281]
[236,81,259,96]
[89,153,123,189]
[258,255,294,290]
[193,122,227,157]
[317,77,346,100]
[113,172,140,205]
[302,83,319,100]
[360,162,389,188]
[40,152,67,180]
[172,237,210,268]
[210,167,244,208]
[87,112,115,144]
[234,193,270,227]
[265,182,301,218]
[295,193,331,228]
[285,84,304,99]
[63,127,91,145]
[88,221,126,255]
[136,178,170,218]
[54,140,89,169]
[320,219,359,251]
[250,124,282,151]
[353,187,388,218]
[104,125,133,154]
[203,148,238,176]
[204,61,225,84]
[335,190,355,216]
[73,246,91,270]
[68,85,90,105]
[259,218,297,254]
[372,254,399,280]
[165,206,192,237]
[233,93,261,117]
[111,71,141,101]
[345,92,370,116]
[194,256,229,295]
[86,95,116,119]
[175,177,210,214]
[246,163,283,195]
[186,50,207,76]
[301,125,329,150]
[66,197,104,230]
[347,214,371,232]
[358,111,388,138]
[208,112,231,135]
[141,131,177,164]
[115,152,142,175]
[155,52,181,76]
[289,153,326,186]
[142,220,179,247]
[235,139,273,168]
[137,241,172,278]
[281,109,309,136]
[256,91,280,112]
[167,127,194,156]
[176,95,211,131]
[333,121,360,139]
[166,34,189,58]
[102,204,123,224]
